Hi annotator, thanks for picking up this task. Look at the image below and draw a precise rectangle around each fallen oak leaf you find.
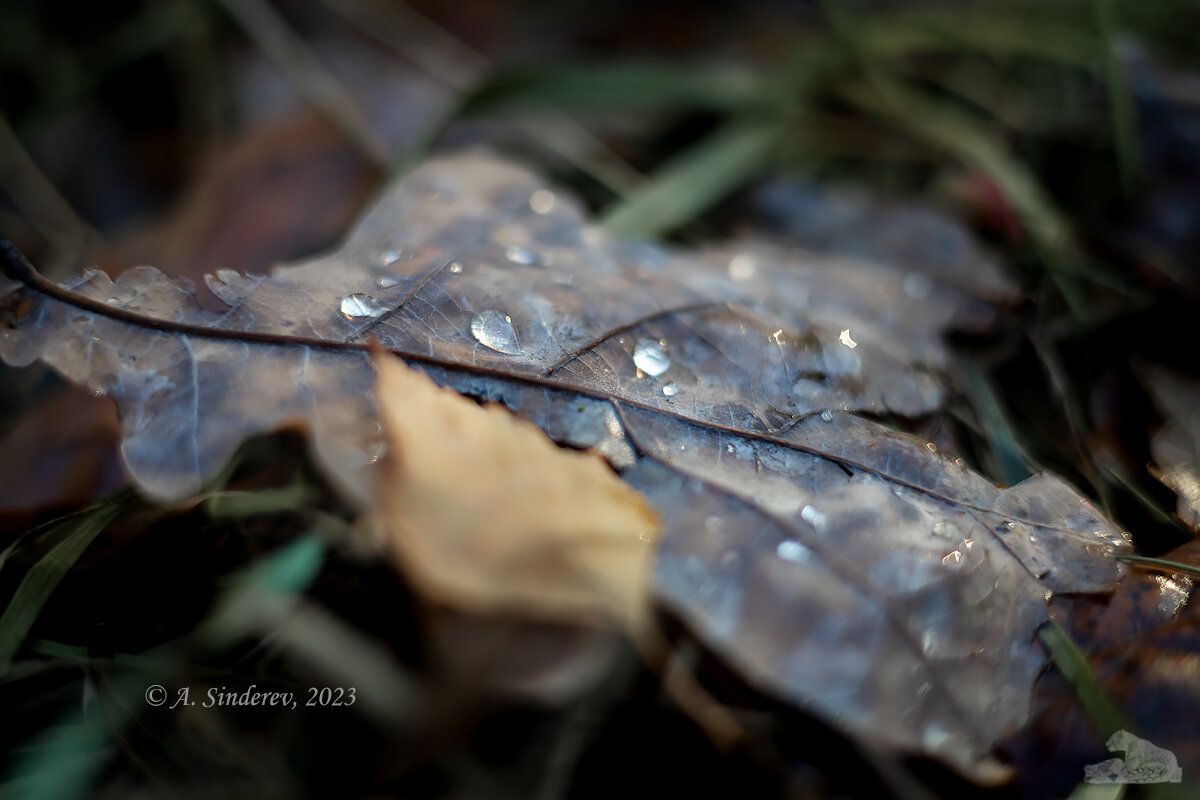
[0,154,1132,782]
[372,348,660,636]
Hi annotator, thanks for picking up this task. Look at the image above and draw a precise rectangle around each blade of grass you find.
[838,75,1132,319]
[200,485,320,519]
[259,602,418,725]
[0,495,129,673]
[199,532,416,724]
[959,364,1030,487]
[320,0,647,198]
[1,654,170,800]
[600,118,782,238]
[216,0,391,168]
[2,698,119,800]
[458,62,762,116]
[1028,331,1110,511]
[1099,461,1191,534]
[1039,621,1131,739]
[1044,623,1197,798]
[852,7,1099,66]
[1066,783,1126,800]
[1093,0,1141,199]
[1112,555,1200,579]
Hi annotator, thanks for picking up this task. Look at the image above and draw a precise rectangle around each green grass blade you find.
[959,364,1030,487]
[600,118,782,238]
[199,533,326,648]
[1113,555,1200,579]
[853,7,1099,65]
[1066,783,1125,800]
[2,702,115,800]
[1039,621,1131,740]
[200,485,319,519]
[838,74,1132,318]
[2,656,170,800]
[1093,0,1141,198]
[0,497,128,673]
[459,61,762,116]
[1099,461,1190,534]
[1043,622,1198,800]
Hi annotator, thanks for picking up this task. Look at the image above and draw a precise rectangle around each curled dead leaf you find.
[371,349,660,636]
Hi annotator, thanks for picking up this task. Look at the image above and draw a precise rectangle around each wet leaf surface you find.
[0,153,1132,782]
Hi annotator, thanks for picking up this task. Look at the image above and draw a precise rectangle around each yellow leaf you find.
[371,351,660,635]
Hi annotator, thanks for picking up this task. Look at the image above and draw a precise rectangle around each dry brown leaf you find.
[372,349,660,635]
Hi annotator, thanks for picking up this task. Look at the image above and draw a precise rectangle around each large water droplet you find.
[470,309,522,355]
[633,338,671,377]
[205,268,252,305]
[922,723,951,750]
[529,188,557,214]
[800,504,828,530]
[776,540,812,564]
[728,254,756,281]
[661,382,678,397]
[505,246,539,266]
[339,293,389,320]
[380,249,402,266]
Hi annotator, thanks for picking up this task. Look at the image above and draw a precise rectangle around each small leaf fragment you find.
[371,351,660,635]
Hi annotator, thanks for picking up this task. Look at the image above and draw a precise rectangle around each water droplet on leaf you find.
[820,410,834,423]
[380,249,401,266]
[633,338,671,377]
[339,293,389,320]
[505,246,538,266]
[728,254,756,281]
[839,328,858,348]
[470,309,522,355]
[529,188,556,214]
[448,261,464,274]
[662,382,678,397]
[800,504,828,530]
[776,540,812,564]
